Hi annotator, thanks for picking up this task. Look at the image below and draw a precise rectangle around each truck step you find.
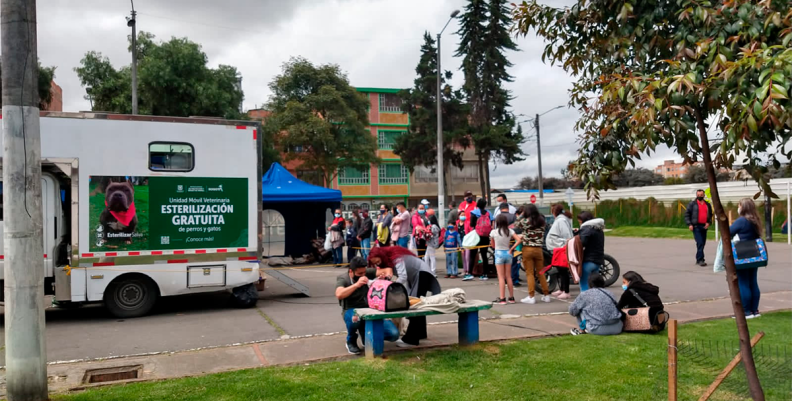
[264,268,310,297]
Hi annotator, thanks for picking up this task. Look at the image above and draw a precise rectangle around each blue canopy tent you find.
[262,163,341,257]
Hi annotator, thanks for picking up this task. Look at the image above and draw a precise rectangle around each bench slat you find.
[355,301,492,320]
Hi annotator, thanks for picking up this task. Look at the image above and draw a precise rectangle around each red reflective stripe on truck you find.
[217,249,227,253]
[173,250,185,255]
[253,130,257,140]
[237,248,247,252]
[239,256,258,261]
[196,250,206,254]
[0,255,4,260]
[128,252,141,256]
[82,253,94,257]
[105,252,117,257]
[236,125,247,130]
[168,259,189,264]
[151,251,163,255]
[93,262,115,267]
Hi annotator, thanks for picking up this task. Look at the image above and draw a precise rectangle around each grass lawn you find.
[608,226,786,241]
[55,312,792,401]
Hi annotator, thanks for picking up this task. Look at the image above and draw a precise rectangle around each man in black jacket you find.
[357,209,373,259]
[684,189,713,266]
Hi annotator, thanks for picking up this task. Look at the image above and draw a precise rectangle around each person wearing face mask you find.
[375,204,393,247]
[617,271,666,332]
[684,189,713,266]
[357,209,373,259]
[458,191,477,280]
[412,204,430,258]
[335,257,400,355]
[392,202,412,249]
[328,209,346,267]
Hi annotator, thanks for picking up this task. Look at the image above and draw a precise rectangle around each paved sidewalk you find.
[2,291,788,396]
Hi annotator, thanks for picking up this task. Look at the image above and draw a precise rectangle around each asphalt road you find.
[0,236,790,364]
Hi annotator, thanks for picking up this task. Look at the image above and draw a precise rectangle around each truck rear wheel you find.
[104,275,159,318]
[231,283,259,308]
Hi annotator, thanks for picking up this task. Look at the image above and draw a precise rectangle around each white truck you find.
[0,112,263,317]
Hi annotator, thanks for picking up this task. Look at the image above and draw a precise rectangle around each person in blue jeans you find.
[576,211,606,292]
[357,209,373,260]
[730,198,764,318]
[444,224,461,278]
[335,257,399,354]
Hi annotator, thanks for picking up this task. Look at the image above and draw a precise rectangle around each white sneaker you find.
[395,339,415,348]
[521,296,536,304]
[541,295,551,303]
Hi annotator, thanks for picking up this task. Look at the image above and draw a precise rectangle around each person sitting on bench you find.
[335,257,399,355]
[367,246,441,347]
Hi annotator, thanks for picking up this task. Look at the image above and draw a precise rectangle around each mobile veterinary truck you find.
[0,112,262,317]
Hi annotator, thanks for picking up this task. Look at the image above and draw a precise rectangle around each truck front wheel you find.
[104,275,159,318]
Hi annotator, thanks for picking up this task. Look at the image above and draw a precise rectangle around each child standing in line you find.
[444,223,461,278]
[345,218,357,263]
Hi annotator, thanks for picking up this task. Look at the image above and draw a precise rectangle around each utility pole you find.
[127,0,138,114]
[1,0,49,399]
[764,192,772,242]
[435,9,459,227]
[535,113,544,206]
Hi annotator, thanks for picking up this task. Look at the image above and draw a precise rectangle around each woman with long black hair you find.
[468,198,493,281]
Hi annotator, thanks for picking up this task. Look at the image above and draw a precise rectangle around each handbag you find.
[732,238,768,270]
[621,289,652,332]
[462,230,480,248]
[323,235,332,252]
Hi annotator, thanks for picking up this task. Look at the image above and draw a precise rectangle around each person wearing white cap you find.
[420,199,430,207]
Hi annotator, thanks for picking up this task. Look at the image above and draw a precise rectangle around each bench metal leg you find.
[364,319,384,358]
[458,310,480,346]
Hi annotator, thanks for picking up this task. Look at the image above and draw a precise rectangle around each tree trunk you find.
[477,152,486,202]
[694,107,764,401]
[484,154,492,206]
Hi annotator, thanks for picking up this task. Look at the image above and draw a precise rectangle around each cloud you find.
[31,0,677,186]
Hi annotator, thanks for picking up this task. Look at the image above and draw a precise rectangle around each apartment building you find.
[250,87,481,211]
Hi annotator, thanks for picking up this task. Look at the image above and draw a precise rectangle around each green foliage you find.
[456,0,524,199]
[0,61,57,109]
[395,32,471,175]
[664,177,686,185]
[264,57,379,186]
[564,198,787,231]
[684,164,731,183]
[611,168,664,187]
[75,32,244,119]
[517,176,583,190]
[514,0,792,198]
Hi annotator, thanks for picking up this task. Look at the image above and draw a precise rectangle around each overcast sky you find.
[31,0,678,188]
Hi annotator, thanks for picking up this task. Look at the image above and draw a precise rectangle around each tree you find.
[456,0,524,203]
[685,164,731,183]
[612,168,664,187]
[0,62,56,109]
[517,175,583,190]
[75,32,244,119]
[395,32,471,192]
[515,1,792,397]
[264,57,379,187]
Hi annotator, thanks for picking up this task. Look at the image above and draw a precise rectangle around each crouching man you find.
[336,256,400,354]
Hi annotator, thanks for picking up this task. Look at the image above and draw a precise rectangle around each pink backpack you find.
[475,211,492,237]
[367,280,410,312]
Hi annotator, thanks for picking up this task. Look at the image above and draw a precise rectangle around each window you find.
[379,93,402,112]
[379,164,408,185]
[338,166,370,185]
[451,164,479,183]
[378,130,404,150]
[149,142,194,171]
[414,166,438,183]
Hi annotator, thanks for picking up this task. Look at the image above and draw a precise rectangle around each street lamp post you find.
[436,9,459,227]
[127,0,138,115]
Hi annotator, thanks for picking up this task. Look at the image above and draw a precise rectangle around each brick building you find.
[250,87,481,211]
[41,80,62,111]
[655,159,732,179]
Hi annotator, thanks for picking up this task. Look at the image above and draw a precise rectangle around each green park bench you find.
[354,301,493,358]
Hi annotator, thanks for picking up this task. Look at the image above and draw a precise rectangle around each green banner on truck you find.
[89,176,248,252]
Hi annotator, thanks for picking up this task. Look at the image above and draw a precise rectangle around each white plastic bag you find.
[462,230,480,248]
[323,235,332,252]
[713,240,725,273]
